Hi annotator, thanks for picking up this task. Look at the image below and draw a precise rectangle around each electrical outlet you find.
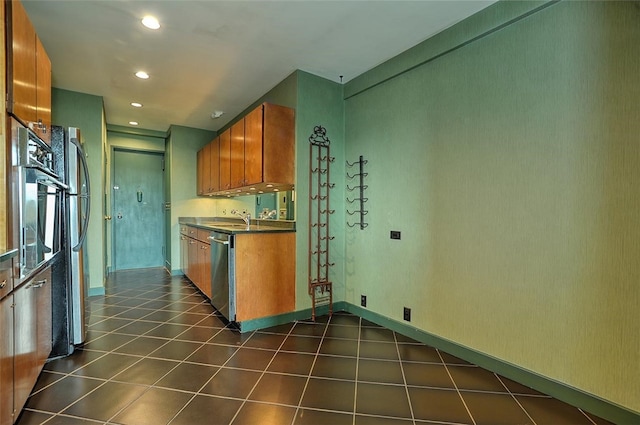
[390,231,401,240]
[361,295,367,307]
[403,307,411,322]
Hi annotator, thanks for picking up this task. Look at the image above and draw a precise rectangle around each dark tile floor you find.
[17,268,612,425]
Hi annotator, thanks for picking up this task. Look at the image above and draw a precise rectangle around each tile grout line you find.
[352,316,362,425]
[103,288,215,424]
[494,373,538,425]
[394,332,417,425]
[437,349,478,425]
[289,319,332,425]
[219,321,300,425]
[90,281,217,424]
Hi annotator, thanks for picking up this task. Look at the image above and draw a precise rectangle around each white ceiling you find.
[22,0,495,133]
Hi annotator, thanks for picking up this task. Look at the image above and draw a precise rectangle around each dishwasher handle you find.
[208,236,229,245]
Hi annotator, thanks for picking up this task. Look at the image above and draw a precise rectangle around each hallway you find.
[16,268,611,424]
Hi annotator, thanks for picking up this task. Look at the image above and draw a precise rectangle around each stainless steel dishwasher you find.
[209,231,235,321]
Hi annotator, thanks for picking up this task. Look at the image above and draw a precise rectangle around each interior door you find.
[112,149,165,270]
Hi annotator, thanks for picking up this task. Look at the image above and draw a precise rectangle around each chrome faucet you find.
[230,209,251,227]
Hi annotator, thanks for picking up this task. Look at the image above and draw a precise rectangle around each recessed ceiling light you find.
[129,121,139,126]
[135,71,149,79]
[130,102,143,108]
[141,15,160,30]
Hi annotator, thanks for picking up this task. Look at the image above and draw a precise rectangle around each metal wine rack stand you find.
[346,155,368,229]
[308,126,335,320]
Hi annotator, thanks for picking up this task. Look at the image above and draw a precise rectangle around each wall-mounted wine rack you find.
[308,126,335,320]
[346,155,368,229]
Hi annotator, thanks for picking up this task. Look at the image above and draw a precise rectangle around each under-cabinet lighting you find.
[141,15,160,30]
[135,71,149,79]
[129,121,139,126]
[131,102,143,108]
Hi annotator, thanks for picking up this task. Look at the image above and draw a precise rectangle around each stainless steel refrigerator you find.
[51,125,91,356]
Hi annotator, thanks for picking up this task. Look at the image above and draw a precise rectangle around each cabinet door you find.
[35,268,52,367]
[196,148,204,196]
[35,36,51,145]
[187,237,199,284]
[234,233,296,322]
[230,118,245,189]
[244,105,263,187]
[198,242,211,299]
[9,0,37,124]
[0,258,13,300]
[0,295,14,425]
[219,129,231,191]
[202,142,211,194]
[209,137,220,193]
[13,282,37,418]
[263,103,295,184]
[180,235,189,276]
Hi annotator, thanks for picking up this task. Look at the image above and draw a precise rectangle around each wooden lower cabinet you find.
[179,224,296,323]
[180,233,190,278]
[12,266,51,424]
[187,234,199,286]
[197,239,212,299]
[12,281,37,421]
[234,232,295,322]
[0,294,14,425]
[181,226,211,299]
[35,269,52,367]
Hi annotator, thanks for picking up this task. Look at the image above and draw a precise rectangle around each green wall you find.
[166,125,216,272]
[52,88,107,293]
[343,0,640,415]
[294,71,345,308]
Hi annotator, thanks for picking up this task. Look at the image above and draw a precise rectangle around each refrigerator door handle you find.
[71,137,91,252]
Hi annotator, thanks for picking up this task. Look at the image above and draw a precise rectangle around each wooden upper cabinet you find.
[219,129,231,191]
[196,148,204,195]
[244,106,263,187]
[209,136,220,193]
[230,118,245,188]
[202,142,212,193]
[8,0,38,125]
[198,103,294,196]
[7,0,53,144]
[261,103,295,185]
[35,37,51,144]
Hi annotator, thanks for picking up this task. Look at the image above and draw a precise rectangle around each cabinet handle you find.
[31,279,47,289]
[208,236,229,245]
[0,280,6,289]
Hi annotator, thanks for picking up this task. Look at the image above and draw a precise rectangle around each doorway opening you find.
[111,149,165,271]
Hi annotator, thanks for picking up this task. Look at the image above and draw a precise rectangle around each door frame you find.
[108,146,166,273]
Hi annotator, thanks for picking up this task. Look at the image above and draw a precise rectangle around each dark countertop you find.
[0,249,18,263]
[179,217,295,234]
